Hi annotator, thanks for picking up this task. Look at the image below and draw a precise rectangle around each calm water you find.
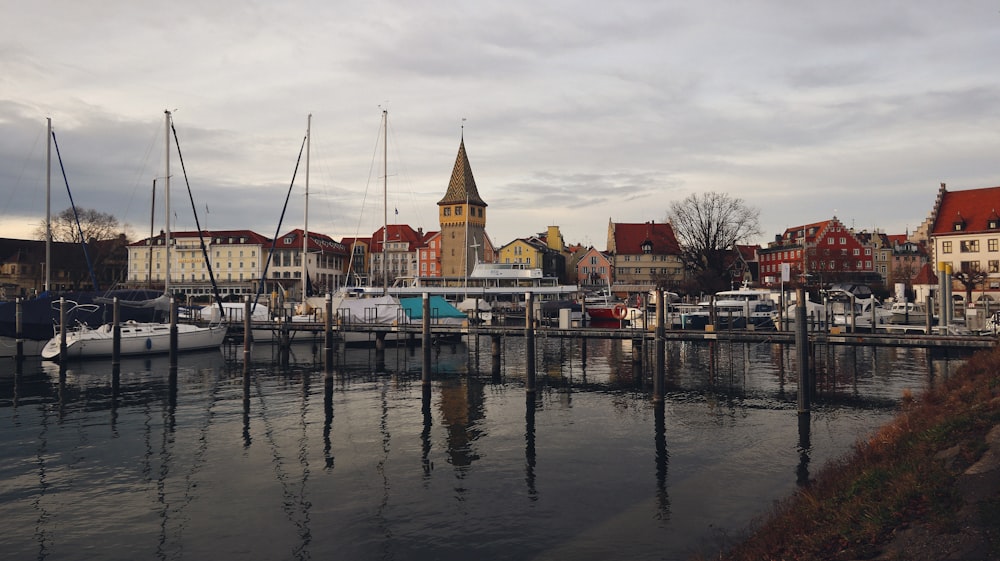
[0,335,964,560]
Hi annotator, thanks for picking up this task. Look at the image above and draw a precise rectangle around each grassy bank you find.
[711,346,1000,560]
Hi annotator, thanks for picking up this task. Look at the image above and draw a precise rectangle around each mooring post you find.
[795,287,810,413]
[491,334,501,380]
[525,291,536,393]
[849,293,856,333]
[422,293,431,386]
[654,289,665,403]
[112,297,121,368]
[15,297,23,361]
[926,296,934,334]
[244,297,252,365]
[169,298,178,367]
[324,293,333,376]
[59,297,67,359]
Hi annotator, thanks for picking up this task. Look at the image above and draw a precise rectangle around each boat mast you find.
[382,109,388,296]
[303,113,310,302]
[45,117,51,293]
[164,110,171,297]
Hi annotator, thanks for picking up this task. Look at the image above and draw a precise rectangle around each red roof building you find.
[927,183,1000,295]
[606,220,684,289]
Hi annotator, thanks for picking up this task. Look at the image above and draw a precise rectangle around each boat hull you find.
[41,322,228,360]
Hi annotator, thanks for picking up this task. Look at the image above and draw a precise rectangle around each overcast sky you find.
[2,1,999,251]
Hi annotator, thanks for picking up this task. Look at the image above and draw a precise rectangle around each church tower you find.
[438,135,487,278]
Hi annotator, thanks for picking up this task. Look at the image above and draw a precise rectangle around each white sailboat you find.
[41,111,227,360]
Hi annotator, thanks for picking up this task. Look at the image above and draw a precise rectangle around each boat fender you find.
[145,338,152,350]
[612,303,627,320]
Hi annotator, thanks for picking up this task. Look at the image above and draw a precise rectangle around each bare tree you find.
[35,207,123,243]
[667,192,762,293]
[954,266,987,306]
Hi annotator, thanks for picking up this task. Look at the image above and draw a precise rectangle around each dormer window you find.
[641,240,653,254]
[954,221,965,231]
[284,237,293,244]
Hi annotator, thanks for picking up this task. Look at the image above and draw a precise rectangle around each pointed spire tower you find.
[438,131,487,277]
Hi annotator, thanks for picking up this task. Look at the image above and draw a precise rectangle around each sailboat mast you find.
[382,109,388,296]
[303,113,311,301]
[45,117,51,293]
[164,110,171,296]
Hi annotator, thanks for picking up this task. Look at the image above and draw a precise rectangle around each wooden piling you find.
[15,297,23,360]
[795,287,810,413]
[525,291,536,393]
[654,289,665,403]
[244,297,252,365]
[112,297,121,368]
[59,297,67,359]
[324,294,334,376]
[422,293,431,386]
[169,298,178,367]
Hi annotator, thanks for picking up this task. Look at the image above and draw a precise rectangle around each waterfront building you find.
[269,229,348,299]
[759,217,879,287]
[606,220,684,290]
[0,236,129,297]
[925,182,1000,299]
[497,236,566,281]
[340,237,371,286]
[127,229,270,300]
[576,246,613,289]
[438,135,491,278]
[416,230,442,278]
[368,224,424,288]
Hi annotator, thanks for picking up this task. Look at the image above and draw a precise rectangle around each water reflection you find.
[0,338,970,561]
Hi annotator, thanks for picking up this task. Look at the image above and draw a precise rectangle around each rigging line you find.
[169,120,225,319]
[344,115,384,284]
[50,129,99,292]
[122,121,161,237]
[0,123,42,217]
[253,133,307,312]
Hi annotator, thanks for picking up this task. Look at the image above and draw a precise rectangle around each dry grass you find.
[707,346,1000,561]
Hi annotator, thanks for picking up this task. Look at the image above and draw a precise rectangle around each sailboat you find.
[0,119,167,358]
[41,111,227,360]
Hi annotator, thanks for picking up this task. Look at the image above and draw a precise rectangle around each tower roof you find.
[438,138,487,206]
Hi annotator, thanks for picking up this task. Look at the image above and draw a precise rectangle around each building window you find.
[960,240,980,252]
[443,208,451,216]
[990,260,999,273]
[839,237,847,244]
[853,248,860,256]
[455,206,463,216]
[942,241,952,254]
[990,239,998,252]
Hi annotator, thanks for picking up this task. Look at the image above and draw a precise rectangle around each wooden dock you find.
[227,319,997,350]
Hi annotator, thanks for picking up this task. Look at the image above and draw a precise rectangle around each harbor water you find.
[0,335,964,560]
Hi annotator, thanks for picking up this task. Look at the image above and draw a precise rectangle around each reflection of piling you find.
[491,334,501,381]
[112,297,121,368]
[797,411,812,486]
[654,289,665,403]
[422,293,431,386]
[525,292,536,393]
[795,288,810,413]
